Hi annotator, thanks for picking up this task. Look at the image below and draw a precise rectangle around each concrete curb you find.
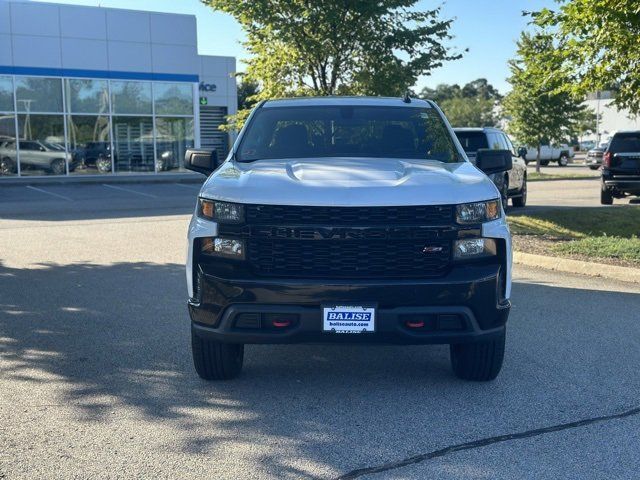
[0,173,204,186]
[513,251,640,285]
[528,176,598,182]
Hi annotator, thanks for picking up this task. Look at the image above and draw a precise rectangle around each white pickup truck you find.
[184,96,513,382]
[521,144,574,167]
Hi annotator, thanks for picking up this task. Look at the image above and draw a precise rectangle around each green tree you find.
[461,78,501,101]
[439,96,498,127]
[237,77,260,111]
[418,83,462,104]
[502,31,586,172]
[418,78,501,127]
[533,1,640,115]
[204,0,462,129]
[572,107,599,144]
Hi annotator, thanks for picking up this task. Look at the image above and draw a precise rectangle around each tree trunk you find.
[536,143,541,174]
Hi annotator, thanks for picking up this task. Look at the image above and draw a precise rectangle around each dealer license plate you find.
[322,305,376,334]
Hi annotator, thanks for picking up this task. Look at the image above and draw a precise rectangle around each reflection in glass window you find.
[154,83,194,116]
[65,79,109,114]
[112,116,154,172]
[67,115,111,175]
[15,77,63,113]
[17,114,68,176]
[0,76,14,112]
[110,81,152,115]
[0,114,17,176]
[156,117,194,172]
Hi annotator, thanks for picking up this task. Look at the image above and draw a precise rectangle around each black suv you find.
[601,131,640,204]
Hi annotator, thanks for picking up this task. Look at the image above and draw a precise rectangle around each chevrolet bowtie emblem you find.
[422,246,444,254]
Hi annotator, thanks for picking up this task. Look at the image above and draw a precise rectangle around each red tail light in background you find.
[603,152,612,168]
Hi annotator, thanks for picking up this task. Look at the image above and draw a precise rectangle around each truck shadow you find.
[1,260,640,478]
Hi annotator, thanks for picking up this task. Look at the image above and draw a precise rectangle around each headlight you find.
[456,200,501,224]
[198,199,245,224]
[201,237,245,259]
[453,238,497,261]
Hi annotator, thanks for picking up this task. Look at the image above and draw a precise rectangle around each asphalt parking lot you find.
[524,163,605,209]
[1,180,639,479]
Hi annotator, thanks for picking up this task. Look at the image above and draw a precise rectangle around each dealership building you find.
[0,0,237,178]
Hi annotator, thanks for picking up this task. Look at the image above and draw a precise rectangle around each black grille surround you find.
[245,204,454,226]
[212,204,477,280]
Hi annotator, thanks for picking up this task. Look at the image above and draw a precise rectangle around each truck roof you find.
[452,127,502,133]
[262,96,434,108]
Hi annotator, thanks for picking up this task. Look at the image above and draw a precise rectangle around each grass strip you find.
[508,207,640,264]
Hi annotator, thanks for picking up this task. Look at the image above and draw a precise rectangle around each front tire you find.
[50,158,66,175]
[450,330,505,381]
[95,155,112,174]
[589,165,600,171]
[500,176,509,211]
[191,330,244,380]
[512,175,527,207]
[600,183,614,205]
[1,156,15,175]
[558,154,569,167]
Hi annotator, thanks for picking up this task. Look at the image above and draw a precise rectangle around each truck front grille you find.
[210,204,462,280]
[246,238,451,278]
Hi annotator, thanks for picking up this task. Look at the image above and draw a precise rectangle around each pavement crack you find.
[335,405,640,479]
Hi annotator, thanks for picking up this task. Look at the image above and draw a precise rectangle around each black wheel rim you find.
[1,158,11,175]
[52,160,65,175]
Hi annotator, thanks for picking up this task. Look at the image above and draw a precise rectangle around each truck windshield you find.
[454,131,488,154]
[237,105,461,163]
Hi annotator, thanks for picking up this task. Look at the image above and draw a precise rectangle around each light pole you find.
[595,91,601,144]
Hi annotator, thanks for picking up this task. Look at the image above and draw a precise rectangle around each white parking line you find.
[102,184,158,199]
[26,185,72,201]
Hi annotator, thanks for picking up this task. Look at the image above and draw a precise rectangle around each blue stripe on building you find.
[0,66,198,83]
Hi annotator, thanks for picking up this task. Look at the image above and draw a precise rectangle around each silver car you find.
[0,140,71,175]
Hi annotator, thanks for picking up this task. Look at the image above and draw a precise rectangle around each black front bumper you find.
[189,263,509,345]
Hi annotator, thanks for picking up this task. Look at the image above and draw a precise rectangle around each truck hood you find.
[200,157,499,206]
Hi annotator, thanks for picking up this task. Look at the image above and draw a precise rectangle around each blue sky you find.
[33,0,557,94]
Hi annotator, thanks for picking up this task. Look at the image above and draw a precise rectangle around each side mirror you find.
[184,148,220,175]
[475,149,513,175]
[517,147,527,159]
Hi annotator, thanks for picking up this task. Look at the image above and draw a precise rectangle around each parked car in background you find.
[454,127,527,209]
[586,142,608,170]
[600,131,640,204]
[0,140,75,175]
[580,140,596,152]
[521,143,574,166]
[72,141,112,173]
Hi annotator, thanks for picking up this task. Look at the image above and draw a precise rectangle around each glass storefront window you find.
[154,83,194,116]
[0,75,204,177]
[112,116,154,172]
[17,114,67,176]
[15,77,63,113]
[0,114,17,176]
[155,117,194,172]
[65,79,109,114]
[110,81,152,115]
[0,76,14,112]
[67,115,111,175]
